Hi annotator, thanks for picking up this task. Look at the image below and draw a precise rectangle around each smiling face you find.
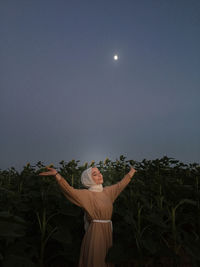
[91,167,103,185]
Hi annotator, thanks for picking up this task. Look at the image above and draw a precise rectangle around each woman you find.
[39,164,136,267]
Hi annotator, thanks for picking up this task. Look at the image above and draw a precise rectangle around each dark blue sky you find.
[1,0,200,171]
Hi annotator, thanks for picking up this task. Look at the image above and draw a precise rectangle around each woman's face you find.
[91,167,103,184]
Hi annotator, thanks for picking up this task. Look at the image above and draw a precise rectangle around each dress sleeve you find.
[104,173,132,203]
[57,177,87,208]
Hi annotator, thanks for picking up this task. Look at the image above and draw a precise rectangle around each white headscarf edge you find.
[81,166,103,232]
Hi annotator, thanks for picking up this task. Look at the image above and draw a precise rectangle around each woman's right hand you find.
[38,167,57,177]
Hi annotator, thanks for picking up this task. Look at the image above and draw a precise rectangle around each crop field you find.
[0,155,199,267]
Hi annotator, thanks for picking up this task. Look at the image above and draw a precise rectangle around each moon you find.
[113,54,118,61]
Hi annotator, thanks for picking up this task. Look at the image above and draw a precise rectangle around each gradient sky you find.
[1,0,200,172]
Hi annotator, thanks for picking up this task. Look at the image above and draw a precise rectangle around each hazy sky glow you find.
[1,0,200,171]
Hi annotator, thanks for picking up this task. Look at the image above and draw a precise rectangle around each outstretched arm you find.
[104,166,137,203]
[39,167,87,208]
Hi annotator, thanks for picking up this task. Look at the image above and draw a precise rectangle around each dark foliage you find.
[0,155,199,267]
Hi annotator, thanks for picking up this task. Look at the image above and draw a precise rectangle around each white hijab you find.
[81,167,103,231]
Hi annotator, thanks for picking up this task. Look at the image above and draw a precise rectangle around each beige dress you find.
[57,173,132,267]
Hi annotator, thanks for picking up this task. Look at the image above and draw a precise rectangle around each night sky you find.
[1,0,200,172]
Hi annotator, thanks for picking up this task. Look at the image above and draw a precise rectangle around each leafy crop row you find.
[0,155,199,267]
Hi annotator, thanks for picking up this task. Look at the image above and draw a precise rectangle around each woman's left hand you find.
[128,166,137,178]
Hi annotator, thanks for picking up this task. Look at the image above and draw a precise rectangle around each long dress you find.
[57,173,132,267]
